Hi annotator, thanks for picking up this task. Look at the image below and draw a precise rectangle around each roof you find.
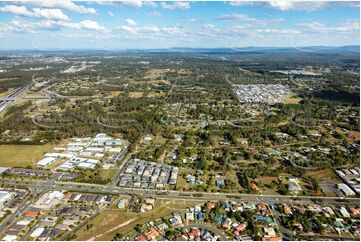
[0,191,13,203]
[36,157,56,167]
[262,236,280,241]
[146,227,158,240]
[0,167,9,175]
[78,162,96,169]
[25,211,38,217]
[2,235,17,241]
[30,227,45,238]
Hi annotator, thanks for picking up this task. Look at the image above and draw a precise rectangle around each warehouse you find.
[36,157,56,168]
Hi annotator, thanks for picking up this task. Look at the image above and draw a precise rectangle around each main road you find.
[0,178,359,206]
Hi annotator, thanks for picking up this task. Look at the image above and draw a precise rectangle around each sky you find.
[0,0,359,50]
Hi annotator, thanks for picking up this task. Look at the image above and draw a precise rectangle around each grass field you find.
[99,169,118,180]
[75,198,201,241]
[0,144,54,167]
[282,95,302,104]
[306,169,341,183]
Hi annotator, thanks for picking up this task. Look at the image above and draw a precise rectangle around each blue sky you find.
[0,1,359,49]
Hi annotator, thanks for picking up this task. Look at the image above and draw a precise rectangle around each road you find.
[1,178,359,206]
[0,190,36,235]
[0,97,50,101]
[0,74,41,113]
[271,206,294,240]
[110,148,129,186]
[1,178,359,241]
[0,86,30,112]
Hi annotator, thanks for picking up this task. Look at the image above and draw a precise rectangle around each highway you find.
[0,79,95,113]
[0,75,46,113]
[0,97,49,101]
[1,178,359,206]
[0,86,30,112]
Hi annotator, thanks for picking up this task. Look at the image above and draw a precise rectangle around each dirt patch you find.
[129,92,144,98]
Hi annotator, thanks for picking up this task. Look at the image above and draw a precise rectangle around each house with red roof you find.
[24,211,39,218]
[188,228,200,239]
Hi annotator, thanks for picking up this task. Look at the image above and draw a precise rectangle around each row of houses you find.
[168,201,279,239]
[336,167,360,196]
[279,203,360,236]
[118,159,178,189]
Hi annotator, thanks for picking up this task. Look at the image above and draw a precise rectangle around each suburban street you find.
[0,189,38,235]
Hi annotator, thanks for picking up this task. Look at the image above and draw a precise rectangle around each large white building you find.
[36,157,56,168]
[0,190,14,204]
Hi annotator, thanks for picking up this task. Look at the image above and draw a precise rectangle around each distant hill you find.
[126,46,360,54]
[0,46,359,57]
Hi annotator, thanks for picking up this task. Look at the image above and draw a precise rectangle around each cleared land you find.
[306,169,342,183]
[128,92,144,98]
[75,198,201,241]
[0,144,54,167]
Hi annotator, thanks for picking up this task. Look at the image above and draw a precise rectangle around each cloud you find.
[0,5,69,21]
[227,1,359,11]
[227,1,251,7]
[108,11,114,17]
[162,26,181,34]
[117,25,138,34]
[268,0,327,11]
[298,19,360,34]
[143,1,158,8]
[31,8,69,21]
[147,10,162,17]
[143,25,161,33]
[255,28,301,34]
[125,18,137,26]
[39,19,105,31]
[116,23,181,36]
[217,13,260,22]
[15,0,97,14]
[216,13,283,26]
[0,5,29,16]
[79,20,105,31]
[96,1,158,8]
[110,1,143,8]
[8,19,37,33]
[160,2,190,10]
[185,18,200,24]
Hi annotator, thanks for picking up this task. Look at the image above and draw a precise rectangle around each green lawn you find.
[0,144,54,167]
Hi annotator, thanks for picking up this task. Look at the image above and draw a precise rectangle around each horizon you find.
[0,45,359,52]
[0,0,360,49]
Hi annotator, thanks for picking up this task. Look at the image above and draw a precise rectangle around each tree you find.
[134,224,142,233]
